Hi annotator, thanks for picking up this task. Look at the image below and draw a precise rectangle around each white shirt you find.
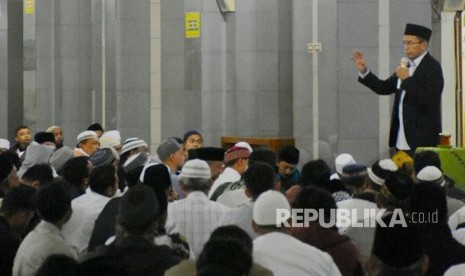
[452,228,465,246]
[208,167,241,198]
[396,51,427,150]
[169,170,184,199]
[336,198,377,233]
[62,190,113,256]
[449,205,465,231]
[253,232,341,276]
[445,264,465,276]
[13,221,78,276]
[336,198,378,264]
[217,189,249,207]
[220,200,256,239]
[165,191,229,256]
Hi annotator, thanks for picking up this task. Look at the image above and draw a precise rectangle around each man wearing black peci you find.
[352,23,444,155]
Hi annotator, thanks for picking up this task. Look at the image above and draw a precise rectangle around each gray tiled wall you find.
[161,0,294,146]
[20,0,151,145]
[0,0,23,140]
[23,0,94,143]
[336,0,380,165]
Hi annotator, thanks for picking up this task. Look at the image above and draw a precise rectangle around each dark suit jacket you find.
[359,52,444,151]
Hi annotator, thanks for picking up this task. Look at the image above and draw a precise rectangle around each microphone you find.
[397,57,410,89]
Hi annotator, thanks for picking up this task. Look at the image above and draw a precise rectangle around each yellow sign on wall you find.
[24,0,35,14]
[185,13,200,38]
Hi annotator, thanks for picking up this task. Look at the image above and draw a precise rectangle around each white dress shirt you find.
[13,221,78,276]
[253,232,341,276]
[208,167,241,198]
[217,189,249,207]
[170,170,184,199]
[165,191,229,256]
[62,190,113,256]
[220,200,256,239]
[396,51,427,150]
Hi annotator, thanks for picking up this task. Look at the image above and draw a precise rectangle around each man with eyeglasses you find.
[352,23,444,156]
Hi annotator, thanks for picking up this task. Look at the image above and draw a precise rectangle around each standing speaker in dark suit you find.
[352,23,444,153]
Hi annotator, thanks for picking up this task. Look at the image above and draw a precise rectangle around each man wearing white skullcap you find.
[74,131,99,157]
[252,190,341,275]
[330,153,356,180]
[367,159,398,191]
[416,166,465,219]
[165,159,229,256]
[46,126,64,149]
[99,130,122,154]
